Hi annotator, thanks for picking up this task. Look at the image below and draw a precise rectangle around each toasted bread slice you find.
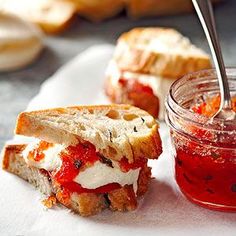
[69,0,125,22]
[15,105,162,163]
[113,27,212,78]
[0,0,76,34]
[2,144,151,216]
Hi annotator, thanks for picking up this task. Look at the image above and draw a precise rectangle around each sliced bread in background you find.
[105,27,212,119]
[0,0,76,34]
[125,0,223,19]
[113,27,211,79]
[0,12,43,71]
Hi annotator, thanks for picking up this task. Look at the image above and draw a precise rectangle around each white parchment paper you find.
[1,45,235,236]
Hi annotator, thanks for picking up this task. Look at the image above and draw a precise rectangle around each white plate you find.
[1,45,236,236]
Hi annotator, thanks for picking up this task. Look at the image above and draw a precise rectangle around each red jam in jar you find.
[165,69,236,211]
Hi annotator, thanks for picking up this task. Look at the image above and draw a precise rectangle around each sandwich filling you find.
[106,61,174,119]
[22,140,144,195]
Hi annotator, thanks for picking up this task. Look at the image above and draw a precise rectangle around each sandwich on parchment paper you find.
[2,105,162,216]
[105,27,212,119]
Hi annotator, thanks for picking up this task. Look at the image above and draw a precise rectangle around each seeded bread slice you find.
[15,104,162,163]
[2,144,151,216]
[113,27,212,78]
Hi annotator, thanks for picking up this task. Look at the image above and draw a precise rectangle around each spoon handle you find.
[192,0,232,110]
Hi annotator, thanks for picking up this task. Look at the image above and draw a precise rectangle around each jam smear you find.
[29,141,143,197]
[119,157,147,172]
[52,142,132,195]
[174,95,236,211]
[28,141,54,162]
[118,77,159,118]
[53,142,99,184]
[63,182,121,194]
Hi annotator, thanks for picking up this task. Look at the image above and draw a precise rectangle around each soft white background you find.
[0,45,235,236]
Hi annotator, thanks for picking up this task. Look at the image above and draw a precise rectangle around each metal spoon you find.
[192,0,235,121]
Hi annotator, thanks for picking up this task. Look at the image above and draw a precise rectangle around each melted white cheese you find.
[74,161,140,194]
[22,140,63,171]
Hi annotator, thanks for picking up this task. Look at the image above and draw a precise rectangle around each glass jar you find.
[165,68,236,212]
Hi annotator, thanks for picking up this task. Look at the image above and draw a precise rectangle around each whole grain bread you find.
[2,144,151,216]
[113,27,212,78]
[15,105,162,163]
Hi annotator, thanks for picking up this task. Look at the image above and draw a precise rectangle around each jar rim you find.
[166,67,236,126]
[165,68,236,149]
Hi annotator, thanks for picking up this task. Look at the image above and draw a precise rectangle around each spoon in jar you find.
[192,0,235,121]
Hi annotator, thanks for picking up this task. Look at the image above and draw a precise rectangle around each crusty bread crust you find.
[2,144,53,196]
[114,27,212,78]
[2,144,152,216]
[15,104,162,163]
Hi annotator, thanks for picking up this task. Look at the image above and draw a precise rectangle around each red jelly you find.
[119,157,147,172]
[53,142,99,184]
[28,141,53,162]
[63,182,121,194]
[52,142,122,194]
[166,69,236,211]
[52,142,144,195]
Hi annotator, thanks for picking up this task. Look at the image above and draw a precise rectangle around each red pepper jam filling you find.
[118,77,159,118]
[173,95,236,211]
[52,142,121,194]
[28,141,54,162]
[50,142,145,195]
[119,157,147,172]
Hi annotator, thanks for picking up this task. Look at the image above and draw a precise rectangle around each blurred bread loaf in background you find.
[105,27,212,119]
[68,0,125,22]
[125,0,222,19]
[0,12,43,71]
[0,0,77,34]
[71,0,223,21]
[113,27,211,79]
[0,0,224,34]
